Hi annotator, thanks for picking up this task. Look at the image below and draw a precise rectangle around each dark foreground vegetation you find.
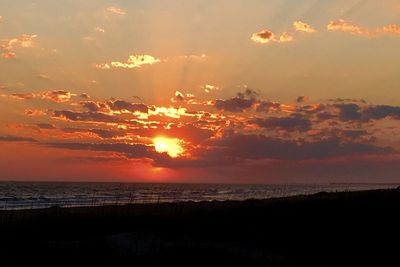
[1,189,400,266]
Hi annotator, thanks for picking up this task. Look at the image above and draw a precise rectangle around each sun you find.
[153,136,184,158]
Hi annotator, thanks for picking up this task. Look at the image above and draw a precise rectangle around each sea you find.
[0,182,398,210]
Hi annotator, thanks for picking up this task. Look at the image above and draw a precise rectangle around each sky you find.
[1,0,400,183]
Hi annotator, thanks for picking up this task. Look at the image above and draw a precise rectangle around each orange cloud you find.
[252,30,294,44]
[1,34,37,50]
[327,20,373,37]
[95,55,161,69]
[106,6,126,15]
[2,51,16,59]
[279,32,294,43]
[378,24,400,36]
[25,109,47,116]
[40,90,75,103]
[95,27,105,33]
[7,90,75,103]
[203,84,221,93]
[170,91,196,103]
[293,21,316,33]
[37,74,51,80]
[251,30,275,44]
[327,20,400,38]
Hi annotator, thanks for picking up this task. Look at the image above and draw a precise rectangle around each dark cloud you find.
[211,134,391,161]
[61,127,126,139]
[334,103,362,121]
[215,89,259,112]
[52,110,129,124]
[11,93,35,100]
[80,101,105,112]
[341,130,369,138]
[36,123,56,129]
[296,96,309,103]
[250,115,312,132]
[107,100,149,113]
[45,142,167,160]
[0,135,37,142]
[79,93,90,99]
[255,101,281,112]
[325,104,400,122]
[362,105,400,121]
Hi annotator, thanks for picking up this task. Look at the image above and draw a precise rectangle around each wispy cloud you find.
[377,24,400,36]
[95,27,105,33]
[203,84,221,93]
[36,74,51,80]
[1,34,37,50]
[1,51,16,59]
[293,21,317,33]
[327,19,373,37]
[106,6,126,15]
[7,90,76,103]
[95,55,161,69]
[327,20,400,38]
[279,32,294,43]
[252,21,315,45]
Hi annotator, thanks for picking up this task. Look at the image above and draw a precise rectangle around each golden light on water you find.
[153,136,184,158]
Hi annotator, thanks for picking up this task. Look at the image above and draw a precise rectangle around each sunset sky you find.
[1,0,400,183]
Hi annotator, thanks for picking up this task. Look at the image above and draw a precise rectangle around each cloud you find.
[293,21,317,33]
[296,96,309,103]
[10,93,36,100]
[7,90,76,103]
[106,6,126,15]
[170,91,196,103]
[36,123,56,129]
[2,51,16,59]
[61,127,126,139]
[378,24,400,36]
[45,142,165,161]
[203,84,221,93]
[329,103,400,122]
[40,90,75,103]
[250,115,312,132]
[181,54,207,60]
[52,110,129,124]
[215,89,258,112]
[252,21,317,45]
[279,32,294,43]
[36,74,51,80]
[327,20,400,38]
[363,105,400,120]
[107,99,149,113]
[333,103,362,121]
[25,109,47,116]
[0,82,24,90]
[1,34,37,50]
[251,30,275,44]
[327,20,373,37]
[0,135,37,143]
[95,27,105,33]
[211,134,391,161]
[95,55,160,69]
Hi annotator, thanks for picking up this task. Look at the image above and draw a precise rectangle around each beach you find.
[1,188,399,266]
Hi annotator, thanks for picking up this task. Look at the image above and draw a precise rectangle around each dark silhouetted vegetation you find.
[1,189,400,266]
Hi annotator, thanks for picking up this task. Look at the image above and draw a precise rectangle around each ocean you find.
[0,182,397,210]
